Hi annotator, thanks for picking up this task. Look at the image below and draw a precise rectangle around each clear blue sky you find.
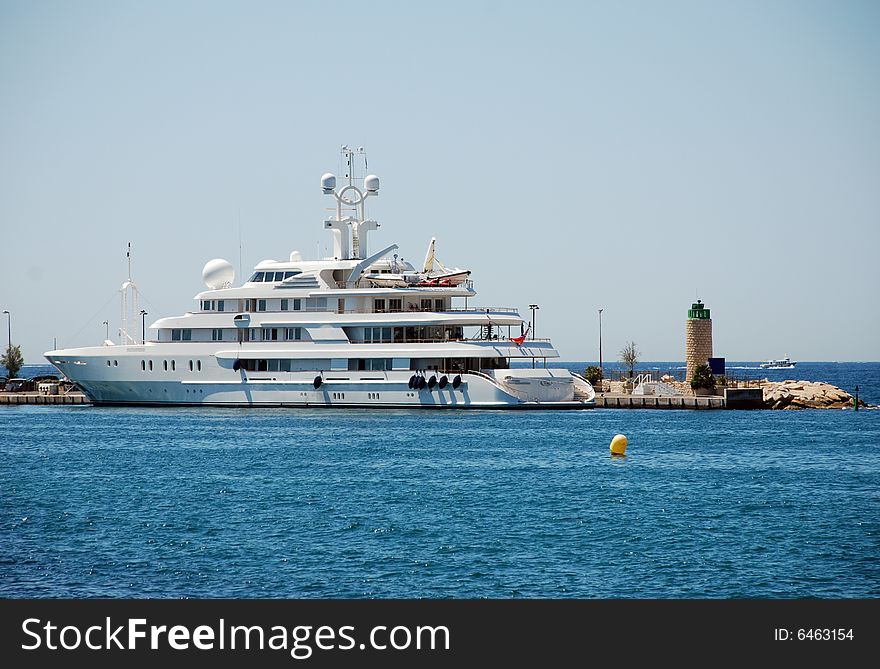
[1,0,878,363]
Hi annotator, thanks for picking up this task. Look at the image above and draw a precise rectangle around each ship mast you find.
[321,146,380,260]
[119,242,141,345]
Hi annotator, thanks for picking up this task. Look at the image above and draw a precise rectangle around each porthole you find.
[141,360,145,371]
[163,360,168,371]
[189,360,193,372]
[114,360,118,367]
[149,360,153,371]
[106,360,111,367]
[197,360,202,372]
[171,360,176,371]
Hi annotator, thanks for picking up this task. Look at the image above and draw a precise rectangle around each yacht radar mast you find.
[322,145,380,260]
[119,242,141,345]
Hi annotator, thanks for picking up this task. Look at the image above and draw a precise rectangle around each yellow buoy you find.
[610,434,628,456]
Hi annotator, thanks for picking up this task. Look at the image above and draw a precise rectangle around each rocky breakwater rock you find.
[762,380,865,410]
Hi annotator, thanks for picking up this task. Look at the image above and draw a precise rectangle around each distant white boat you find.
[760,357,797,369]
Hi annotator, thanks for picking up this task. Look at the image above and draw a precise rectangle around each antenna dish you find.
[290,250,302,262]
[364,174,380,193]
[202,258,235,289]
[321,172,336,194]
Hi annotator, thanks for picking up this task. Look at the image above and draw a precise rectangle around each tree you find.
[690,363,717,392]
[619,341,639,378]
[584,365,604,386]
[1,344,23,380]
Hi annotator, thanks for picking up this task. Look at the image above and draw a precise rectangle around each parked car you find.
[4,378,35,392]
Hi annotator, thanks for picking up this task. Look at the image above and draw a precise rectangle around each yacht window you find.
[294,299,302,311]
[172,329,181,341]
[251,272,265,282]
[217,300,225,312]
[149,360,153,371]
[281,299,289,311]
[262,327,279,341]
[435,299,444,312]
[356,358,391,371]
[171,360,176,371]
[197,360,201,372]
[374,298,386,313]
[212,328,223,341]
[280,359,291,372]
[285,327,301,341]
[421,299,432,311]
[189,360,193,372]
[258,359,268,372]
[275,272,286,282]
[163,360,168,371]
[364,327,391,343]
[183,329,191,341]
[268,359,280,372]
[141,360,145,371]
[257,300,267,312]
[283,271,296,279]
[389,298,402,312]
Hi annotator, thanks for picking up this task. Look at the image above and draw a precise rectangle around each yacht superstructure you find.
[46,148,595,408]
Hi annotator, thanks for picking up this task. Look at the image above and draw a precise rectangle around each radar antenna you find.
[321,146,381,260]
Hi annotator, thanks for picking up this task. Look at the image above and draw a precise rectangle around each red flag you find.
[510,327,530,346]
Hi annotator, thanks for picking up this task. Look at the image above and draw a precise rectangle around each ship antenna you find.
[127,241,132,281]
[322,146,380,260]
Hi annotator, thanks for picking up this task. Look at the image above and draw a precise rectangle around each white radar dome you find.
[202,258,235,289]
[321,172,336,193]
[364,174,380,192]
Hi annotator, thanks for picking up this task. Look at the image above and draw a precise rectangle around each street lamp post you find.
[528,304,539,369]
[598,308,604,374]
[2,310,9,350]
[140,310,148,344]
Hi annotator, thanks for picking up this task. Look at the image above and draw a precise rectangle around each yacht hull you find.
[46,347,594,409]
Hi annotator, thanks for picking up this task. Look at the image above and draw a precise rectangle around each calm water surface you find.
[2,401,878,598]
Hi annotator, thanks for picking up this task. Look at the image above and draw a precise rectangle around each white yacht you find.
[760,357,797,369]
[46,148,595,409]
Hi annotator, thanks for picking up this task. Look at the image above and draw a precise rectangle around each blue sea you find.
[1,362,878,598]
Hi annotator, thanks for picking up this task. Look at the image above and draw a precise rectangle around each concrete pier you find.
[594,393,725,409]
[0,392,90,405]
[1,391,728,409]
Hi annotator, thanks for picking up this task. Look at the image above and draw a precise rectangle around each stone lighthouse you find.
[685,300,712,382]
